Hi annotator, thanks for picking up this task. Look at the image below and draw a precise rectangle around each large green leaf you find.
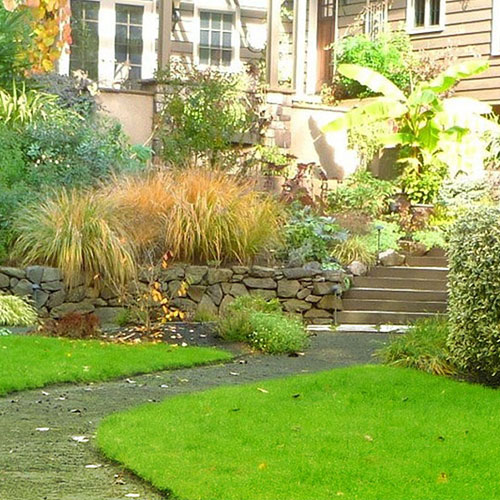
[337,64,406,101]
[322,98,407,132]
[425,59,489,94]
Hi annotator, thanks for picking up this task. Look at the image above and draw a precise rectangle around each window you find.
[115,4,144,81]
[199,11,234,67]
[70,0,99,80]
[319,0,335,19]
[407,0,444,32]
[364,2,388,39]
[493,0,500,55]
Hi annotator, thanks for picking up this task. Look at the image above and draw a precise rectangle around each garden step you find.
[353,276,447,291]
[337,310,435,325]
[370,266,448,280]
[342,299,446,313]
[426,247,446,258]
[344,288,448,302]
[405,256,448,268]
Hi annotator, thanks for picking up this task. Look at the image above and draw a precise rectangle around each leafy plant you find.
[44,312,100,339]
[0,294,37,326]
[248,311,309,354]
[412,228,447,250]
[325,60,496,203]
[376,317,455,376]
[13,189,137,291]
[332,235,377,266]
[359,220,404,254]
[254,144,295,177]
[447,206,500,384]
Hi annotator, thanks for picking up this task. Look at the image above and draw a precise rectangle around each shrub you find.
[412,228,447,250]
[376,317,455,376]
[13,190,137,290]
[447,206,500,384]
[332,235,377,267]
[328,170,395,217]
[44,312,100,339]
[248,311,309,354]
[0,295,38,326]
[359,220,404,254]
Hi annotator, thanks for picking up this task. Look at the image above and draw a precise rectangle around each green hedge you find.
[447,206,500,384]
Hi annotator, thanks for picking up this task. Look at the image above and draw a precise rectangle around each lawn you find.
[0,335,231,396]
[98,365,500,500]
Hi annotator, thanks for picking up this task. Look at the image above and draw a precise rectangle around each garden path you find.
[0,331,388,500]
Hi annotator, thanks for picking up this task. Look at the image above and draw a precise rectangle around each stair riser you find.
[406,257,448,267]
[337,311,437,325]
[342,299,446,313]
[353,277,447,291]
[370,267,448,280]
[344,289,448,302]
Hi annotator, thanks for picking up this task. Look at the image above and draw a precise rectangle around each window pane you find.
[129,6,143,24]
[414,0,425,26]
[200,12,210,28]
[223,14,232,30]
[115,24,127,43]
[85,1,99,20]
[116,5,128,23]
[211,13,221,29]
[430,0,440,25]
[222,32,231,48]
[200,30,209,46]
[211,31,220,47]
[211,48,221,65]
[221,50,231,66]
[200,47,210,64]
[129,66,141,81]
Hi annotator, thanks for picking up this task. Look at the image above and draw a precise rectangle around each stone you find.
[207,284,223,306]
[160,266,185,281]
[51,301,95,319]
[304,261,323,273]
[184,266,208,285]
[41,280,64,292]
[305,294,322,303]
[187,285,206,303]
[304,309,333,319]
[0,273,9,288]
[94,307,126,325]
[170,297,198,314]
[221,282,232,294]
[207,268,233,284]
[26,266,45,284]
[348,261,368,276]
[86,287,101,299]
[277,279,301,298]
[66,286,86,302]
[48,289,67,308]
[231,274,244,282]
[282,267,316,279]
[12,279,33,297]
[92,298,108,307]
[322,270,345,282]
[229,283,249,297]
[197,295,218,316]
[219,295,234,315]
[10,278,18,288]
[379,249,405,267]
[101,286,118,300]
[313,282,342,296]
[249,266,275,278]
[297,288,311,300]
[283,299,312,313]
[232,266,249,275]
[33,289,49,308]
[243,277,277,289]
[317,295,343,311]
[0,266,25,279]
[108,298,125,307]
[168,280,183,296]
[249,289,276,300]
[41,267,62,283]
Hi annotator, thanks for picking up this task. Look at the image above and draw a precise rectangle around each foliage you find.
[437,177,492,211]
[376,317,455,376]
[0,294,37,326]
[13,190,137,290]
[193,308,218,323]
[156,61,262,168]
[324,60,496,203]
[282,204,346,264]
[412,228,447,250]
[0,334,232,396]
[254,144,295,177]
[98,365,500,500]
[328,169,396,216]
[44,312,100,339]
[0,4,33,86]
[332,235,377,266]
[447,206,500,385]
[330,30,416,99]
[347,120,390,170]
[248,311,309,354]
[359,219,404,254]
[218,295,282,343]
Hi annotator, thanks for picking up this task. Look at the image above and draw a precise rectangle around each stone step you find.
[353,276,447,291]
[405,256,448,268]
[370,266,448,280]
[337,310,435,325]
[342,299,446,313]
[426,247,446,257]
[344,287,448,302]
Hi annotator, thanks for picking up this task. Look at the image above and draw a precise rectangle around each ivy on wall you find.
[2,0,71,72]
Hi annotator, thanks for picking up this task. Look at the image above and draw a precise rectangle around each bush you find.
[376,317,455,376]
[0,295,38,326]
[248,311,309,354]
[412,228,447,250]
[328,170,395,217]
[447,206,500,384]
[359,220,404,254]
[332,235,377,267]
[44,312,100,339]
[13,190,137,290]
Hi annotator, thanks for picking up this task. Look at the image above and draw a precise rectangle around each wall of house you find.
[336,0,500,103]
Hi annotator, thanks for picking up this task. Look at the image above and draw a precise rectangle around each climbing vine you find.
[2,0,71,73]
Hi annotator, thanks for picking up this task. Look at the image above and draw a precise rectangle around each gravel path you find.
[0,331,388,500]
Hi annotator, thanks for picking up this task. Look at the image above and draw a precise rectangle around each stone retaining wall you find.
[0,264,350,325]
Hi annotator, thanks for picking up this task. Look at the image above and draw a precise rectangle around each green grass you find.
[99,365,500,500]
[0,335,232,396]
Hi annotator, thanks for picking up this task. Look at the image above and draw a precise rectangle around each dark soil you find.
[0,328,388,500]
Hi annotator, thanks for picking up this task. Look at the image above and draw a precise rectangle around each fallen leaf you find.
[72,436,89,443]
[125,494,140,498]
[42,391,50,396]
[36,427,50,432]
[230,372,240,376]
[257,388,269,394]
[160,384,169,388]
[364,434,374,442]
[126,378,136,384]
[437,472,448,483]
[258,462,267,470]
[85,464,102,469]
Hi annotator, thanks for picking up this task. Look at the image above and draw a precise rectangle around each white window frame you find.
[193,1,242,72]
[406,0,446,34]
[59,0,157,88]
[493,0,500,55]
